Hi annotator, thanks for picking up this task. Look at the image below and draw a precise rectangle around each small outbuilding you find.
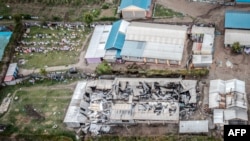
[118,0,153,19]
[179,120,209,133]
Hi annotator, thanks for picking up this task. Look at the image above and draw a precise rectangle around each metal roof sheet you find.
[236,0,250,3]
[120,41,146,57]
[126,22,187,44]
[85,25,112,59]
[105,20,130,50]
[143,42,184,61]
[201,34,214,54]
[191,26,215,35]
[0,32,12,61]
[6,63,17,76]
[192,55,213,65]
[119,0,151,10]
[213,109,224,124]
[179,120,208,133]
[225,10,250,29]
[224,29,250,46]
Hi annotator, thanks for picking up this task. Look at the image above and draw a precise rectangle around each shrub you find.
[95,61,112,75]
[102,3,109,9]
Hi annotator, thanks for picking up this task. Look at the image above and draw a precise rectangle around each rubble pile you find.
[64,78,198,136]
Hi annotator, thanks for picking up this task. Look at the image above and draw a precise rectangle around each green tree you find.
[39,68,47,78]
[13,14,22,25]
[95,61,112,75]
[83,12,93,27]
[232,42,241,54]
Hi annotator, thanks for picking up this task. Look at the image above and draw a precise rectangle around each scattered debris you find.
[64,78,198,136]
[0,95,12,114]
[226,60,233,68]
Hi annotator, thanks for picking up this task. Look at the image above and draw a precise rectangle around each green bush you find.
[95,61,112,75]
[102,3,109,9]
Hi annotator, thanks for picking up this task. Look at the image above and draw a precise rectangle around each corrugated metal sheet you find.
[224,29,250,46]
[209,79,225,94]
[191,26,215,35]
[143,42,184,61]
[126,22,187,45]
[0,32,12,61]
[121,41,184,61]
[119,0,151,10]
[201,34,214,55]
[192,55,213,67]
[179,120,208,133]
[225,79,245,94]
[104,50,117,61]
[121,41,146,57]
[85,25,112,61]
[225,10,250,29]
[6,63,18,76]
[209,93,220,108]
[105,20,130,50]
[64,81,87,127]
[236,0,250,3]
[213,109,224,124]
[209,79,247,109]
[224,109,248,121]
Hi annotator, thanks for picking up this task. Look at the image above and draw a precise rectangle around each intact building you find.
[84,25,112,64]
[224,10,250,48]
[121,22,188,65]
[118,0,153,19]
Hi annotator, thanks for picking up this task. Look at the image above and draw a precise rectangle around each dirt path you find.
[19,33,97,76]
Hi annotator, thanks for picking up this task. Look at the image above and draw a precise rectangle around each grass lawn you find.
[0,86,75,139]
[15,26,86,69]
[17,51,80,69]
[154,4,183,18]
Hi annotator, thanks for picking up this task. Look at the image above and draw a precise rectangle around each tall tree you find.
[83,12,93,27]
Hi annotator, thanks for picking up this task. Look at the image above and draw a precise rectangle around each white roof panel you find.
[213,109,224,124]
[192,55,213,65]
[6,63,17,76]
[179,120,208,133]
[85,25,112,59]
[126,22,187,45]
[191,26,215,35]
[142,42,184,61]
[225,29,250,46]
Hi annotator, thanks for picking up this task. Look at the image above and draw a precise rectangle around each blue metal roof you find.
[236,0,250,3]
[120,41,146,57]
[119,0,151,10]
[225,10,250,29]
[116,50,121,58]
[0,32,12,61]
[105,20,126,50]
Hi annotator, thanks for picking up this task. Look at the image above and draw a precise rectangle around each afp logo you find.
[224,125,250,141]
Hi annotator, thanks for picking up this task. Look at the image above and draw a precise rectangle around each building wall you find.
[122,56,144,62]
[85,58,102,64]
[193,63,210,68]
[122,10,146,19]
[122,56,179,65]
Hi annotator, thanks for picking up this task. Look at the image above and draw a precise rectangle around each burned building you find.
[63,78,198,135]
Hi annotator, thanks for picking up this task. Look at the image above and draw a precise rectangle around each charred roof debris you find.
[64,78,199,136]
